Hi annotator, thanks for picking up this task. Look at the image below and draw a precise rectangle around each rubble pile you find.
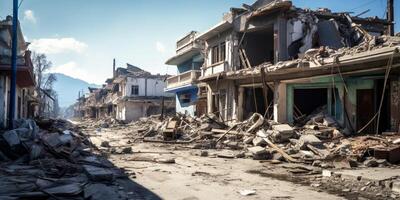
[0,118,132,200]
[130,110,400,168]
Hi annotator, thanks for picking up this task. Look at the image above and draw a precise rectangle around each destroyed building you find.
[0,16,37,129]
[165,31,206,117]
[75,63,175,123]
[192,0,400,134]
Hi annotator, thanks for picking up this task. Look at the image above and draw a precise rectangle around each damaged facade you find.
[186,0,400,135]
[165,31,205,117]
[75,63,174,123]
[0,16,37,129]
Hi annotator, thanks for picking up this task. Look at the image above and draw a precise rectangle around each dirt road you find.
[82,125,346,200]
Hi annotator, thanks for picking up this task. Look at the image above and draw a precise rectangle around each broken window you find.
[179,93,191,104]
[211,42,226,64]
[131,85,139,96]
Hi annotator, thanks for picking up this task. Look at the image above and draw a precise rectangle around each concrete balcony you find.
[166,70,201,91]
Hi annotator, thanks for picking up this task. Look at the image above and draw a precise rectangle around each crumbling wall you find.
[286,12,318,59]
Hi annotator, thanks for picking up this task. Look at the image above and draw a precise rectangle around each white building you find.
[112,64,174,122]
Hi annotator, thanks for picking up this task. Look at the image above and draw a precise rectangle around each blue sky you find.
[0,0,398,84]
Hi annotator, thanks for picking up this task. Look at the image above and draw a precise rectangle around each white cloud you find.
[24,10,37,24]
[29,38,88,54]
[155,41,166,53]
[50,61,89,81]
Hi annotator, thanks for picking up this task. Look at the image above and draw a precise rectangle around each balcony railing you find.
[166,70,201,89]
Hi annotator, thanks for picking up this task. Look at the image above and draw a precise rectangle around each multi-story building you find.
[76,63,175,123]
[165,31,205,117]
[197,0,400,134]
[0,16,36,129]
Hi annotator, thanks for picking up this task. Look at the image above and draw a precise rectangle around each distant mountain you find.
[52,73,101,108]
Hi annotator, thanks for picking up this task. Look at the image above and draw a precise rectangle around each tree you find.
[32,52,58,116]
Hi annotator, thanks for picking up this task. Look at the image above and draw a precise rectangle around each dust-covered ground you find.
[77,120,400,200]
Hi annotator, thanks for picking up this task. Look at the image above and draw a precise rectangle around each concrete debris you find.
[247,146,270,160]
[238,189,256,196]
[295,134,322,150]
[0,118,134,199]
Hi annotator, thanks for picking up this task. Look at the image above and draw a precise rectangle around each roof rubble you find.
[0,118,142,199]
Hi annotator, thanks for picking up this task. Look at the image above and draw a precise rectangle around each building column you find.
[273,81,287,123]
[207,85,214,114]
[237,87,244,121]
[0,76,5,128]
[391,77,400,131]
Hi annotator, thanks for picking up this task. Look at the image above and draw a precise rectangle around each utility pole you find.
[8,0,19,128]
[387,0,395,36]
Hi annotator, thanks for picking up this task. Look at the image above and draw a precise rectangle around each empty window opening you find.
[294,88,328,118]
[241,26,274,68]
[243,87,273,119]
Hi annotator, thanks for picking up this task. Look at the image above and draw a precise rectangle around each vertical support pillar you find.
[237,87,244,121]
[0,76,4,129]
[207,85,214,114]
[273,17,288,63]
[9,0,18,128]
[273,82,287,123]
[391,77,400,131]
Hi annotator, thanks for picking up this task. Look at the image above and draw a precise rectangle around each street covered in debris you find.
[1,0,400,199]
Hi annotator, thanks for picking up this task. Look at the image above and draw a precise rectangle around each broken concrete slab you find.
[393,181,400,194]
[295,134,322,150]
[247,146,270,160]
[83,165,114,182]
[252,137,267,146]
[243,136,255,144]
[2,130,21,147]
[271,124,295,143]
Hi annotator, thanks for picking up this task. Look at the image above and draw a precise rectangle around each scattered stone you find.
[295,134,322,150]
[121,147,132,154]
[322,170,332,177]
[252,137,267,147]
[364,158,379,167]
[217,152,235,159]
[235,151,246,158]
[300,150,314,158]
[247,146,270,160]
[83,165,114,182]
[392,181,400,193]
[393,138,400,144]
[243,136,255,144]
[238,189,256,196]
[200,150,209,157]
[271,124,295,143]
[101,141,111,148]
[157,158,176,164]
[342,188,351,192]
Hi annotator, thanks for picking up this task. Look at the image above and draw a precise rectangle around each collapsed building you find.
[75,63,175,123]
[192,0,400,135]
[0,16,37,129]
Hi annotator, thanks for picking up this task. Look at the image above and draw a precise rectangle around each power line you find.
[349,0,378,11]
[18,0,24,9]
